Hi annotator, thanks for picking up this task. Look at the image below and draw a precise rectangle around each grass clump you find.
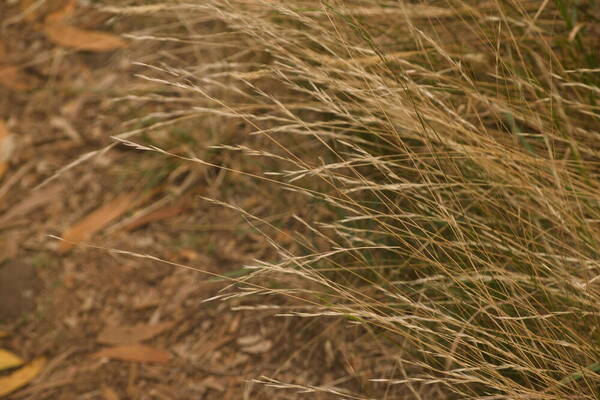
[119,0,600,398]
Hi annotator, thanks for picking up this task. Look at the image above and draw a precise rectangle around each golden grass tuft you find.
[117,0,600,398]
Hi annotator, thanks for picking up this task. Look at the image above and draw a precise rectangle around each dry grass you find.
[113,0,600,398]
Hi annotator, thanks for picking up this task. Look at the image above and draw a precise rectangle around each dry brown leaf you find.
[0,121,15,180]
[0,349,24,371]
[0,331,8,338]
[237,334,273,354]
[97,322,174,345]
[0,357,46,398]
[202,376,225,392]
[102,385,120,400]
[236,335,261,347]
[122,201,189,232]
[0,66,33,91]
[0,122,10,179]
[58,193,136,253]
[21,0,76,24]
[53,0,77,20]
[222,353,249,370]
[91,345,171,364]
[241,339,272,354]
[44,11,127,52]
[44,24,128,52]
[178,248,200,261]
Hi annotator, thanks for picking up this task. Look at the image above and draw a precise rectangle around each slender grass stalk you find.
[118,0,600,398]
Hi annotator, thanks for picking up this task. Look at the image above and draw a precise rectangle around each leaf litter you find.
[0,349,24,371]
[58,193,137,253]
[0,121,15,180]
[42,1,127,52]
[0,40,35,90]
[97,321,174,345]
[91,344,171,364]
[0,357,46,398]
[0,0,361,397]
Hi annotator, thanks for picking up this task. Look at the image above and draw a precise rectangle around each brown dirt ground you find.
[0,2,386,399]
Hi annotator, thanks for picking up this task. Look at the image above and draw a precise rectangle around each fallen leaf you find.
[0,349,24,371]
[222,353,249,370]
[21,0,76,24]
[0,121,15,180]
[58,193,136,253]
[44,11,127,52]
[122,201,189,232]
[0,357,46,398]
[44,24,127,52]
[91,345,171,364]
[0,331,8,338]
[236,335,261,347]
[202,376,225,392]
[97,322,174,345]
[102,385,120,400]
[241,339,272,354]
[178,248,200,261]
[237,334,273,354]
[0,66,33,91]
[52,0,77,20]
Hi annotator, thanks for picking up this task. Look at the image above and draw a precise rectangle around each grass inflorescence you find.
[118,0,600,398]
